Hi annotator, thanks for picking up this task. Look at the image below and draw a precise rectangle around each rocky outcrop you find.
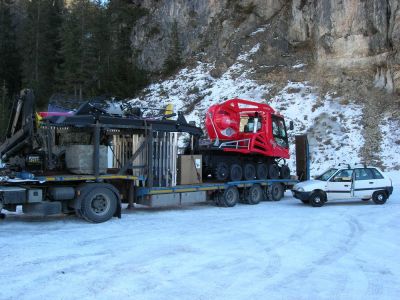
[131,0,400,94]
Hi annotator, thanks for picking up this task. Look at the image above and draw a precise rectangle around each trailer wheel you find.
[244,163,256,181]
[372,191,387,205]
[280,165,291,179]
[244,184,263,205]
[268,164,280,179]
[256,163,268,179]
[218,187,239,207]
[214,162,229,181]
[80,187,118,223]
[267,183,284,201]
[230,164,243,181]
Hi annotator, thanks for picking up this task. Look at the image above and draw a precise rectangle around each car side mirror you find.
[289,121,294,131]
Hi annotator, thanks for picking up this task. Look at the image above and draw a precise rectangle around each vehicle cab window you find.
[271,115,288,148]
[355,168,374,181]
[240,116,261,132]
[370,168,384,179]
[331,169,354,182]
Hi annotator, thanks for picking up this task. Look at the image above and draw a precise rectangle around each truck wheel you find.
[268,164,280,179]
[267,183,284,201]
[230,164,243,181]
[244,163,256,181]
[244,184,263,204]
[81,187,118,223]
[372,191,387,205]
[218,187,239,207]
[214,162,229,181]
[256,163,268,179]
[280,165,291,179]
[310,191,326,207]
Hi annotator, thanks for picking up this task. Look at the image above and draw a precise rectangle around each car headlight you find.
[296,187,304,192]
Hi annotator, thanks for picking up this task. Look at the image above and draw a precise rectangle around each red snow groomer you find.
[200,99,292,181]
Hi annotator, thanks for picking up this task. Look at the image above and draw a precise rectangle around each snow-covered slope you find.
[131,46,400,175]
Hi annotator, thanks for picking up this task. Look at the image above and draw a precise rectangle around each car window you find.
[332,169,354,182]
[370,168,384,179]
[355,168,374,181]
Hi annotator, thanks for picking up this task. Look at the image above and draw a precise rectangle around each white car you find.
[292,166,393,207]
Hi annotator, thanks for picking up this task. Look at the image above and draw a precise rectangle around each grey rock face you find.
[131,0,400,94]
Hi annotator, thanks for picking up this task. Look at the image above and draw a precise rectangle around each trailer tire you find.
[218,187,239,207]
[230,164,243,181]
[244,184,263,205]
[80,187,118,223]
[280,165,291,179]
[268,164,280,179]
[214,162,229,181]
[372,191,387,205]
[244,163,256,181]
[267,183,284,201]
[256,163,268,179]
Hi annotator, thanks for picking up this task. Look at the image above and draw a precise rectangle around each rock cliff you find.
[132,0,399,94]
[131,0,400,170]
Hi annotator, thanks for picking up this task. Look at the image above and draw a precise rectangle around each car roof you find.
[334,165,382,171]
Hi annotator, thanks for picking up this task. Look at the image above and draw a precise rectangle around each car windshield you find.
[315,168,338,181]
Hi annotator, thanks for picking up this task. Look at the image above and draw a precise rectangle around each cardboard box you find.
[177,155,202,185]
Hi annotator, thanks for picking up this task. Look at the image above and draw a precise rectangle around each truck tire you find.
[230,164,243,181]
[244,163,256,181]
[372,191,387,205]
[214,162,229,181]
[267,183,284,201]
[268,164,279,179]
[256,163,268,179]
[244,184,263,204]
[309,191,326,207]
[218,186,239,207]
[80,186,118,223]
[280,165,290,179]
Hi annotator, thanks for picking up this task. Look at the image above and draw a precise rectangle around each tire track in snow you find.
[265,215,364,298]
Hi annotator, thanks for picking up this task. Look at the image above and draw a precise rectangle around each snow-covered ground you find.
[1,171,399,300]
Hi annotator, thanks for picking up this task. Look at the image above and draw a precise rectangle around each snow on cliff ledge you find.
[130,46,399,173]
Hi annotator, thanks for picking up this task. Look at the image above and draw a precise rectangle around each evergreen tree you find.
[20,0,63,108]
[163,20,182,76]
[105,0,148,98]
[0,0,21,97]
[58,0,107,99]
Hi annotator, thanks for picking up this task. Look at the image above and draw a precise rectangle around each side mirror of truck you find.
[289,121,294,130]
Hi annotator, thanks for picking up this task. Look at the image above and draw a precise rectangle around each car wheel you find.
[372,191,387,205]
[310,191,326,207]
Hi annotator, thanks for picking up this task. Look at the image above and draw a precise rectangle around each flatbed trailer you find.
[0,90,310,223]
[0,133,309,222]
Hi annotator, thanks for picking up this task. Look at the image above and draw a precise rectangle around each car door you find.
[326,169,354,200]
[353,168,375,199]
